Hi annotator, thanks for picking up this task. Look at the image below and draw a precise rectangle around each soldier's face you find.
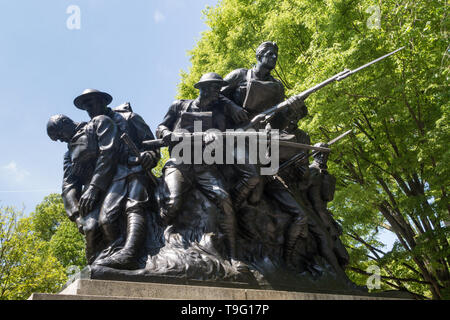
[199,83,221,104]
[82,97,106,118]
[314,152,328,166]
[50,127,72,143]
[258,48,278,69]
[287,120,298,132]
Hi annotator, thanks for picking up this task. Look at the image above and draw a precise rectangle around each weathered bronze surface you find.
[46,42,404,293]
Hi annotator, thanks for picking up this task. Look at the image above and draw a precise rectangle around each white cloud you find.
[153,10,166,24]
[1,161,30,183]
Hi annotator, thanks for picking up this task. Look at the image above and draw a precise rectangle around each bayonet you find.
[277,129,352,173]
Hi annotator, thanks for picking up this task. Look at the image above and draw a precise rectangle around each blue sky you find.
[0,0,218,213]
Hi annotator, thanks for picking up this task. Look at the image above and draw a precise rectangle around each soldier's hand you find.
[75,216,85,235]
[140,151,156,171]
[287,96,307,117]
[204,131,220,146]
[232,108,249,124]
[162,131,175,145]
[79,185,100,217]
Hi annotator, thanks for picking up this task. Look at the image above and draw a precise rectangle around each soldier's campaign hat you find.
[194,72,228,89]
[73,89,113,110]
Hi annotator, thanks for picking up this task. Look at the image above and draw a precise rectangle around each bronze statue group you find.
[47,42,356,289]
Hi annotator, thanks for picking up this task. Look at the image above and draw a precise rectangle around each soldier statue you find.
[72,89,159,269]
[47,114,118,265]
[156,73,245,267]
[307,143,349,269]
[220,42,310,266]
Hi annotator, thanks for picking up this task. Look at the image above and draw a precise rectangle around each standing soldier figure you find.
[221,42,310,266]
[72,89,160,269]
[307,143,349,268]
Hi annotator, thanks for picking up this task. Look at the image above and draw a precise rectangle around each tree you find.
[0,206,65,300]
[30,194,86,269]
[152,147,170,178]
[0,195,86,300]
[178,0,449,299]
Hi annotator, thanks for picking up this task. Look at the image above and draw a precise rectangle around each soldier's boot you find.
[232,180,255,209]
[218,199,249,273]
[96,212,146,270]
[84,223,100,265]
[85,246,96,265]
[85,231,102,265]
[284,216,308,269]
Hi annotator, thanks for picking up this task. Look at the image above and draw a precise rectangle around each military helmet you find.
[194,72,228,89]
[73,89,113,110]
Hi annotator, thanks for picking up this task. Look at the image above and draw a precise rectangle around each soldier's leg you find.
[98,179,127,246]
[232,163,261,208]
[160,166,192,225]
[123,174,149,257]
[308,218,351,282]
[83,214,102,265]
[265,178,308,264]
[334,238,350,268]
[99,174,150,270]
[77,207,102,265]
[195,166,238,260]
[231,140,261,207]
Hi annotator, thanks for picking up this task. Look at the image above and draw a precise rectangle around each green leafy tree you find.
[0,207,65,300]
[152,147,170,177]
[30,194,86,269]
[178,0,449,299]
[0,195,86,300]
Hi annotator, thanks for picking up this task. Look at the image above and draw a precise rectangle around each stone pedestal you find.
[28,279,410,300]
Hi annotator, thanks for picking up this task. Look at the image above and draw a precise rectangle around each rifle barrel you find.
[337,47,404,81]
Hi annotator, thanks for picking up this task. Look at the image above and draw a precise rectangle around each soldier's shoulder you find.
[224,68,248,80]
[170,99,191,109]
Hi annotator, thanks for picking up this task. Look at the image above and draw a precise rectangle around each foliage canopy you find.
[0,195,86,300]
[178,0,449,299]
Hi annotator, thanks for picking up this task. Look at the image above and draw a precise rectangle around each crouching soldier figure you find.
[156,73,243,266]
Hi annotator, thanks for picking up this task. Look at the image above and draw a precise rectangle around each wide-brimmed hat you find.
[194,72,228,89]
[73,89,113,110]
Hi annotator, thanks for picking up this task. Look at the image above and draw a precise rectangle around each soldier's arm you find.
[77,115,118,217]
[89,115,119,193]
[127,112,160,167]
[61,151,82,222]
[221,68,246,100]
[156,100,182,139]
[219,95,249,125]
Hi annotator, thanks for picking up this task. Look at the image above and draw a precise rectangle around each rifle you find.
[242,47,405,130]
[277,129,353,173]
[120,133,158,187]
[141,130,331,153]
